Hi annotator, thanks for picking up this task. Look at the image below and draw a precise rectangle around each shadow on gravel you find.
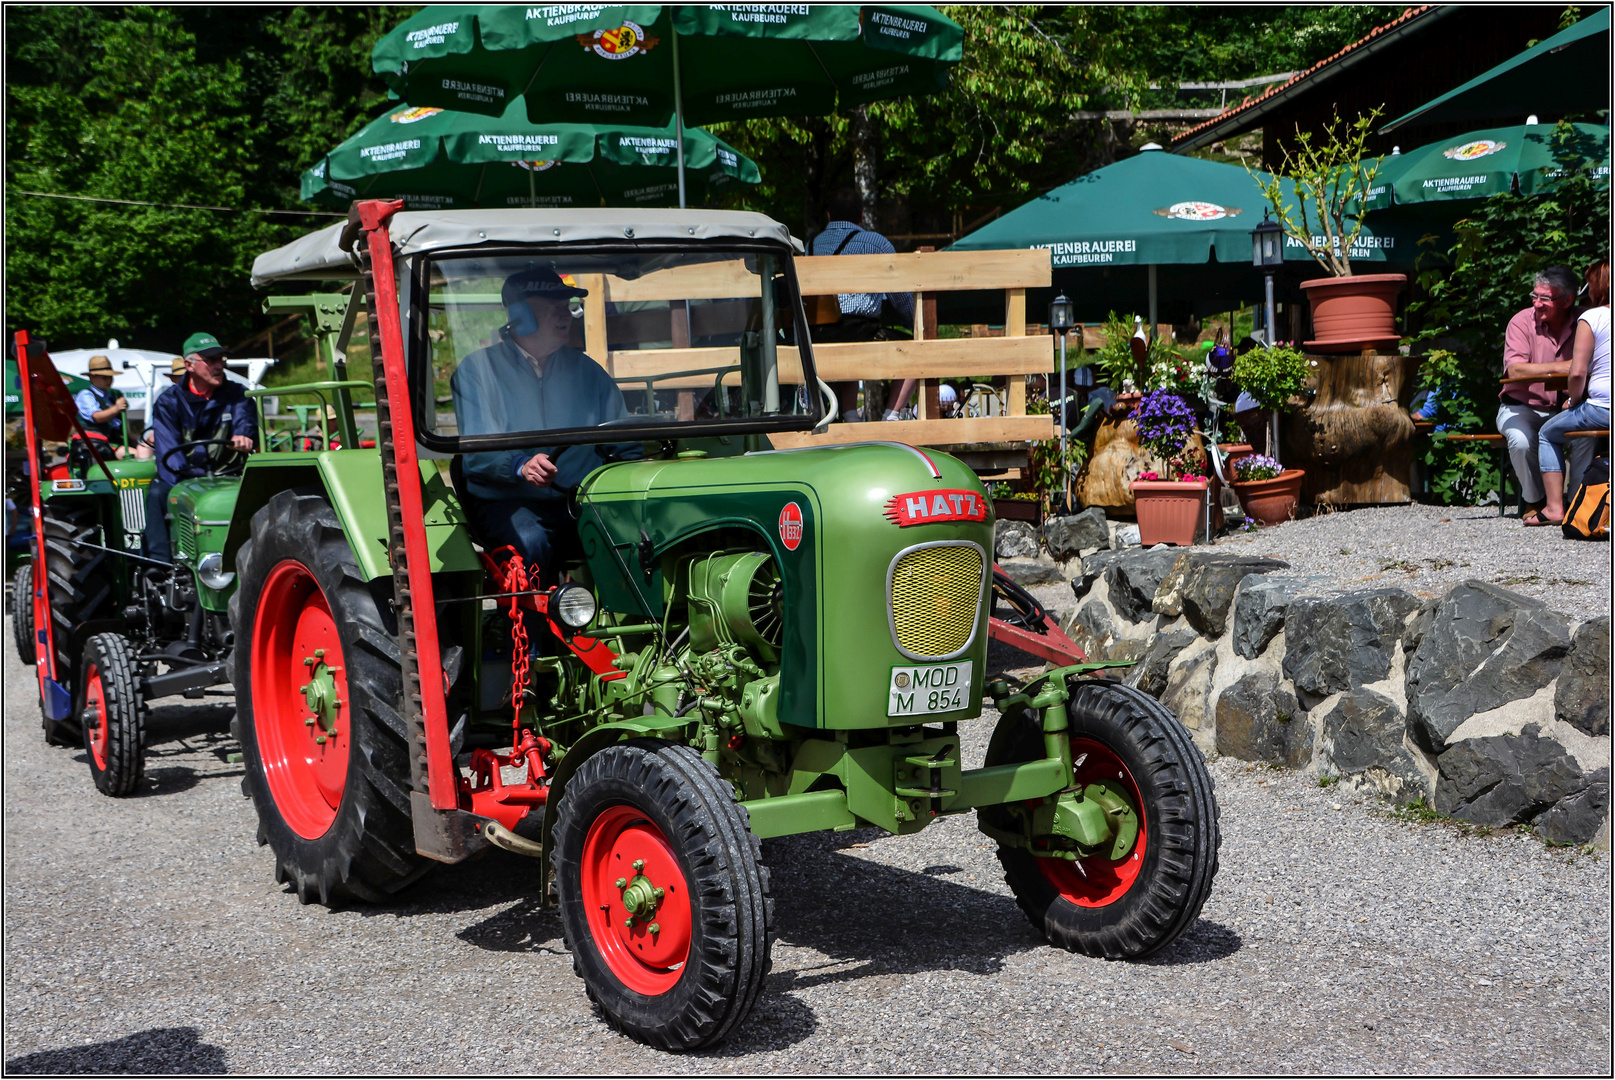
[1142,918,1243,965]
[762,829,1043,989]
[456,897,566,954]
[5,1026,226,1074]
[686,991,819,1056]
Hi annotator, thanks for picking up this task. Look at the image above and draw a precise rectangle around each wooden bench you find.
[1441,433,1516,516]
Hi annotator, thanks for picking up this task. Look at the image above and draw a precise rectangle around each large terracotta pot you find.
[1132,478,1210,546]
[1231,469,1305,527]
[1300,273,1405,354]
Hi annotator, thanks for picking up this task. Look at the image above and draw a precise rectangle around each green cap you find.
[182,331,225,357]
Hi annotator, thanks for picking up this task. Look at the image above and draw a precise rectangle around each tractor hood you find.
[578,441,994,729]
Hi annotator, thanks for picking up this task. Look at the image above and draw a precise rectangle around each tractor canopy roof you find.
[250,208,800,287]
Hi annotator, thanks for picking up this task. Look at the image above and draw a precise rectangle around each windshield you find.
[412,246,820,451]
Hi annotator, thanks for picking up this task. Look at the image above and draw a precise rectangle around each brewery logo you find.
[1153,201,1240,221]
[778,502,804,551]
[577,21,659,59]
[1444,139,1506,161]
[390,106,443,124]
[512,160,561,172]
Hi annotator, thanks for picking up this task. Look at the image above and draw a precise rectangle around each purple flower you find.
[1135,389,1196,458]
[1234,454,1283,481]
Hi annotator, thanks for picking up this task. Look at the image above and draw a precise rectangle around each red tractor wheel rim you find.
[1038,737,1149,908]
[251,560,352,840]
[580,804,693,995]
[85,663,109,771]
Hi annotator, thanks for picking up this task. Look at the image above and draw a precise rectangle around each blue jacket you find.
[451,332,634,504]
[152,378,257,484]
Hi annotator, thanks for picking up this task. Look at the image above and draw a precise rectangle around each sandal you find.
[1522,510,1563,526]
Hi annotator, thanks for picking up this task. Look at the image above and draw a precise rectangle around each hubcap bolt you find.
[632,859,645,871]
[624,916,635,928]
[615,877,627,890]
[648,922,660,935]
[652,887,665,902]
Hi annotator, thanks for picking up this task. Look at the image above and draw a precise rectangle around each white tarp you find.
[251,208,799,287]
[50,339,271,421]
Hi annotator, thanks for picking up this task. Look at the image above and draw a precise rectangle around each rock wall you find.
[1059,548,1611,847]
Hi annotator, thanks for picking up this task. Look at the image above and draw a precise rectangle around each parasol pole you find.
[672,29,687,208]
[529,161,537,209]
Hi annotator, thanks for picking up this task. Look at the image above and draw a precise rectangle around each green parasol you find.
[1382,9,1609,133]
[1365,122,1609,207]
[302,98,761,210]
[950,149,1442,322]
[371,4,962,204]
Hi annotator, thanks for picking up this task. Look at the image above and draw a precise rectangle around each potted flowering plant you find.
[1250,106,1404,353]
[1229,453,1304,526]
[1131,389,1212,546]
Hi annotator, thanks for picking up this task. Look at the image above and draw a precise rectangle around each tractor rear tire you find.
[983,679,1220,960]
[554,740,773,1050]
[81,633,146,796]
[13,563,36,666]
[41,500,119,746]
[230,488,428,907]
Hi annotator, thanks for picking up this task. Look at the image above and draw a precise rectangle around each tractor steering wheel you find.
[162,437,250,478]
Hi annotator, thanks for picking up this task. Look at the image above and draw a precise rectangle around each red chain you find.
[484,548,531,747]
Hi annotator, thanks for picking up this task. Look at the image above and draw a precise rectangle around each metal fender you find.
[222,451,479,580]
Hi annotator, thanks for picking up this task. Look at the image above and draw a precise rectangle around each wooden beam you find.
[605,336,1055,387]
[768,415,1053,450]
[578,274,609,374]
[1005,288,1028,417]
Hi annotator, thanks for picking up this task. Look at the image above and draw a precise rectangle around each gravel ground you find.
[1205,503,1610,621]
[4,632,1611,1073]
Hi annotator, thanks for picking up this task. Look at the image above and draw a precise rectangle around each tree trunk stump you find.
[1283,351,1421,505]
[1075,414,1205,517]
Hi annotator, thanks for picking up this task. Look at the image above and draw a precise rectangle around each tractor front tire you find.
[230,489,428,907]
[41,500,119,745]
[984,679,1220,960]
[554,740,773,1050]
[13,563,36,666]
[81,633,145,796]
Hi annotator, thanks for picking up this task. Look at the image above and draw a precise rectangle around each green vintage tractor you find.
[223,202,1219,1050]
[9,324,359,797]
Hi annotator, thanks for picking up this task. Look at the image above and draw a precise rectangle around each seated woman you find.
[1536,259,1610,525]
[451,265,637,576]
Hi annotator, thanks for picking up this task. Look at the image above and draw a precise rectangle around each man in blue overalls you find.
[144,332,258,562]
[451,266,635,579]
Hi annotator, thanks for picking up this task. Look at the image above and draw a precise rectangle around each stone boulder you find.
[1319,687,1427,803]
[1114,523,1141,548]
[1215,667,1309,767]
[1061,603,1149,667]
[1160,640,1218,743]
[995,519,1039,559]
[1043,508,1109,561]
[1104,547,1182,624]
[1071,549,1127,601]
[1124,628,1198,697]
[1282,588,1422,709]
[1405,581,1572,752]
[1556,616,1610,737]
[997,557,1064,586]
[1433,724,1604,841]
[1230,574,1329,660]
[1152,553,1290,637]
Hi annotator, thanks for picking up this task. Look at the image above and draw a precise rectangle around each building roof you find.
[1170,6,1456,153]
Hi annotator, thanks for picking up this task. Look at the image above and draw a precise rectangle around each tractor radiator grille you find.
[119,484,147,550]
[887,542,985,660]
[174,512,197,562]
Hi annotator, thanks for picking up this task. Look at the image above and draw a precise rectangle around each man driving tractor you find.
[450,265,634,578]
[144,331,257,562]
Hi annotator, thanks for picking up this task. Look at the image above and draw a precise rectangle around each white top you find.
[250,208,800,286]
[1578,306,1610,408]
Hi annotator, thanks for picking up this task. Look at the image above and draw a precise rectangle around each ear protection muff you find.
[506,301,540,336]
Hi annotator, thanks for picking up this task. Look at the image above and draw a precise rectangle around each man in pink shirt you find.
[1497,266,1581,517]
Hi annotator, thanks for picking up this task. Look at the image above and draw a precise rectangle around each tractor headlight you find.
[552,584,597,629]
[196,552,235,591]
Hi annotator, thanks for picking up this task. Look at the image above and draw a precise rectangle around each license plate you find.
[888,661,973,717]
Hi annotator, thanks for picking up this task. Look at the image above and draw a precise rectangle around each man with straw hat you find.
[75,354,129,450]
